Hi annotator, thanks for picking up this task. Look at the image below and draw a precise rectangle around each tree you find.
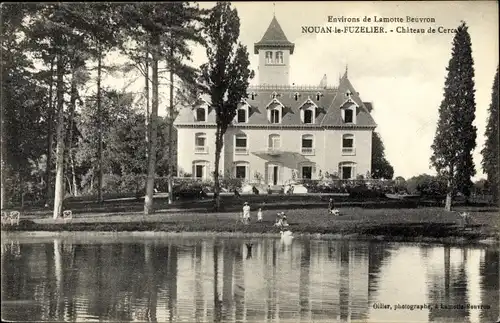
[1,4,48,208]
[119,3,204,214]
[431,21,477,211]
[481,66,499,203]
[199,2,254,211]
[161,2,206,205]
[371,132,394,179]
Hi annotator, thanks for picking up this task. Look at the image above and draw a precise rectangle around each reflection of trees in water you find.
[194,243,204,322]
[480,248,499,323]
[8,237,492,323]
[299,238,311,321]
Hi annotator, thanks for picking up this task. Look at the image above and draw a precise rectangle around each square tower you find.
[254,16,295,86]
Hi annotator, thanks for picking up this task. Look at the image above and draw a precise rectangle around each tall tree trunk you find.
[45,57,55,206]
[213,126,223,211]
[0,55,6,210]
[53,54,66,220]
[145,49,150,162]
[144,35,159,215]
[70,155,78,197]
[66,66,78,197]
[96,46,103,203]
[445,165,454,211]
[167,50,174,205]
[68,66,78,196]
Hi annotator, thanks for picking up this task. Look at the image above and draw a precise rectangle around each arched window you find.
[196,107,206,121]
[341,134,355,155]
[265,51,273,64]
[275,51,284,64]
[301,134,314,155]
[268,134,281,150]
[339,161,356,180]
[194,133,208,154]
[234,134,248,155]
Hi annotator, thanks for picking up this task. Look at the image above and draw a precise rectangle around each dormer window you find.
[196,107,206,121]
[293,92,300,101]
[237,108,247,123]
[250,92,257,100]
[315,92,323,101]
[265,51,273,64]
[299,98,318,124]
[344,109,353,123]
[304,109,313,124]
[270,109,280,123]
[275,51,283,64]
[271,91,280,99]
[345,89,352,98]
[266,98,284,124]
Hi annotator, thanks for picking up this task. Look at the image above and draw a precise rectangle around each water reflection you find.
[1,236,498,323]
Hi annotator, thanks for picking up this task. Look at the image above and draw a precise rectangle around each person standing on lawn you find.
[243,202,251,224]
[257,207,263,222]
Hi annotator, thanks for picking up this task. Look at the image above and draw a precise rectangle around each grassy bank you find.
[3,206,499,245]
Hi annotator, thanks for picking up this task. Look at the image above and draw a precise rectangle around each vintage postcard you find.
[1,1,499,322]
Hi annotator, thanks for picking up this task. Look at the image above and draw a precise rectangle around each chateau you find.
[174,16,377,186]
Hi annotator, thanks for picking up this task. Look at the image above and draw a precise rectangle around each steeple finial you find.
[345,64,348,78]
[273,2,276,16]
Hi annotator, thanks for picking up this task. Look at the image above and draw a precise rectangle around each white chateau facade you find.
[174,16,377,186]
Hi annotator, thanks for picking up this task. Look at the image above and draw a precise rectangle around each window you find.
[302,166,313,180]
[301,134,314,155]
[265,51,273,64]
[195,165,204,178]
[344,109,353,123]
[234,134,248,155]
[304,109,313,124]
[316,92,322,101]
[268,134,281,149]
[237,108,247,123]
[195,133,208,154]
[275,51,283,64]
[294,92,300,101]
[342,134,355,155]
[250,92,257,100]
[192,161,209,179]
[341,165,352,180]
[235,166,246,179]
[234,162,249,180]
[196,107,206,121]
[339,162,356,180]
[270,109,280,123]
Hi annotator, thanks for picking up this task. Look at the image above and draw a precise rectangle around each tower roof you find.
[254,16,295,54]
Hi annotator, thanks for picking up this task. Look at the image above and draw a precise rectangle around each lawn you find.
[3,203,499,245]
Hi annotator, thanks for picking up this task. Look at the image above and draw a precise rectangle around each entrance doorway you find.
[267,164,280,185]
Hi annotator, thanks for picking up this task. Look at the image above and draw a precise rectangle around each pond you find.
[1,233,498,322]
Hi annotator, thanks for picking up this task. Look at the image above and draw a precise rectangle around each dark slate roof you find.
[254,16,295,54]
[174,76,377,128]
[320,73,376,127]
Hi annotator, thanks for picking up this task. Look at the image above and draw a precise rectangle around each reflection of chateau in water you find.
[1,238,498,323]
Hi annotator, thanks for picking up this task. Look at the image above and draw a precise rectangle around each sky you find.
[103,1,499,180]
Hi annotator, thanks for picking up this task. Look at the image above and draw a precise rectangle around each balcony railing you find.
[342,147,356,155]
[301,147,315,155]
[234,147,248,155]
[195,146,209,154]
